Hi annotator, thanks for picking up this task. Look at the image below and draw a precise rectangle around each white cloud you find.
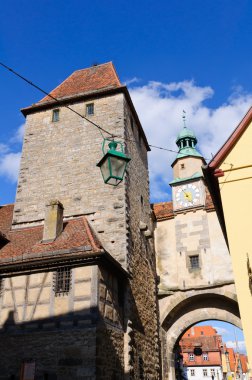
[129,81,252,202]
[124,77,141,86]
[0,144,9,155]
[0,152,21,182]
[213,326,229,336]
[10,124,25,144]
[0,124,23,183]
[226,340,247,354]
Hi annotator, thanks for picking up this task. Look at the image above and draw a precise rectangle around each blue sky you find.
[0,0,249,353]
[1,0,252,204]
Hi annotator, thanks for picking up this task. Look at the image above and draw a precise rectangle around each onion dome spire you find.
[175,111,203,159]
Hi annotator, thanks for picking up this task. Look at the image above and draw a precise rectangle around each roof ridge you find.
[82,217,102,252]
[74,61,113,73]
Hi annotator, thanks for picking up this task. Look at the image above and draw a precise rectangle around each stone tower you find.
[153,123,238,380]
[0,63,161,379]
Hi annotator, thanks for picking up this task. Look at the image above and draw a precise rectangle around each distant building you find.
[179,326,223,380]
[222,347,249,380]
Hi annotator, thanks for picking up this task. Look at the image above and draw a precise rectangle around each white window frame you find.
[203,353,209,361]
[189,354,195,361]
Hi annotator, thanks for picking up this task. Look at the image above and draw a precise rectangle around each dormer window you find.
[52,109,60,122]
[86,103,94,116]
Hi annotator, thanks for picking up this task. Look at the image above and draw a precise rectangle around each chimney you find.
[43,200,64,242]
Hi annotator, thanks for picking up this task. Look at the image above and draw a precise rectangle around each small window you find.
[130,116,134,132]
[190,255,200,269]
[190,369,195,376]
[181,163,185,169]
[203,369,208,376]
[86,103,94,115]
[54,267,71,295]
[140,195,144,207]
[203,353,208,361]
[201,331,204,335]
[189,354,195,361]
[211,369,215,376]
[52,109,60,122]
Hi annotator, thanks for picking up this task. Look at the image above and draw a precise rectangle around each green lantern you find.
[97,139,131,186]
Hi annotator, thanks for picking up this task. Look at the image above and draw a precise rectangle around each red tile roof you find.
[153,201,174,221]
[153,194,215,221]
[182,326,218,338]
[0,204,103,267]
[239,354,248,373]
[226,349,248,373]
[39,62,122,104]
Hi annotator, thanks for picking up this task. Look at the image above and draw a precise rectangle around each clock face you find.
[175,183,201,208]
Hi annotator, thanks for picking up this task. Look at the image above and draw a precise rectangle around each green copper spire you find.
[175,112,203,160]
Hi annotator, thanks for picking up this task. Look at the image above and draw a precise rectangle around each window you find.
[190,369,195,376]
[203,369,208,377]
[203,353,208,361]
[54,267,71,295]
[181,163,185,169]
[189,255,200,269]
[189,354,195,361]
[210,369,215,376]
[52,109,60,122]
[86,103,94,115]
[130,116,134,132]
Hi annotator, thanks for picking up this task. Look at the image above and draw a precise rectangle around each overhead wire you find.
[0,61,216,162]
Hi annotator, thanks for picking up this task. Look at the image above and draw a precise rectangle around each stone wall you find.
[0,327,97,379]
[9,87,161,378]
[123,99,161,379]
[155,208,233,291]
[14,94,128,265]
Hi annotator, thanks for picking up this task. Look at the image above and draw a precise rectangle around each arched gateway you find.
[153,123,237,379]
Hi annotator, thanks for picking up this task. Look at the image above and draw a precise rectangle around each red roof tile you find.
[153,201,174,221]
[39,62,121,104]
[0,204,102,266]
[182,326,218,338]
[153,196,215,221]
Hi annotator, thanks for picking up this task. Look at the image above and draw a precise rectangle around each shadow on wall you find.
[0,279,153,380]
[0,305,125,380]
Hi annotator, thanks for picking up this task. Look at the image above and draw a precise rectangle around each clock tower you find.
[170,123,206,211]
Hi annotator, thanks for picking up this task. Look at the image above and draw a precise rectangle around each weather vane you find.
[182,110,187,128]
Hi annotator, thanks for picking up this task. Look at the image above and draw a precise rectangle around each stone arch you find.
[160,287,241,380]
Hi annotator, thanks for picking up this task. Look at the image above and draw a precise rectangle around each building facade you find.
[203,107,252,375]
[153,125,240,380]
[179,326,223,380]
[0,63,161,379]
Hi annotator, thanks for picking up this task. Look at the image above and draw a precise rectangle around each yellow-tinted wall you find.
[0,266,93,326]
[219,120,252,371]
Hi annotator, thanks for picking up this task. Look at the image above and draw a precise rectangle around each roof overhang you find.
[0,249,129,279]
